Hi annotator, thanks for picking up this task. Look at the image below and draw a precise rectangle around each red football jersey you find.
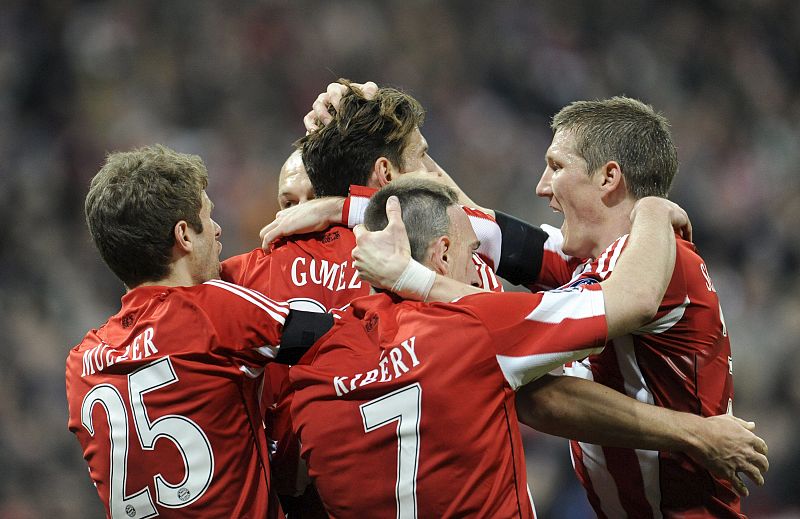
[222,225,368,316]
[289,288,609,518]
[560,235,739,518]
[222,225,370,508]
[66,281,291,519]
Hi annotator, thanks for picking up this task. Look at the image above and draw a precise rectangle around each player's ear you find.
[598,161,628,201]
[369,157,394,188]
[173,220,193,253]
[427,236,450,276]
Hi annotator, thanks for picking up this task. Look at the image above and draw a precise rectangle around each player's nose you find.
[536,168,553,198]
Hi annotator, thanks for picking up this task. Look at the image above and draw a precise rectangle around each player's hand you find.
[303,81,379,132]
[260,197,345,250]
[686,414,768,497]
[631,196,692,242]
[352,196,411,289]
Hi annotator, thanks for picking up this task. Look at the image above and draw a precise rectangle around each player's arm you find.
[516,374,768,497]
[599,196,689,338]
[259,196,346,249]
[352,196,486,301]
[201,280,333,364]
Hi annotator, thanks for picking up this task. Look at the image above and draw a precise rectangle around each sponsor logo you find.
[322,230,340,244]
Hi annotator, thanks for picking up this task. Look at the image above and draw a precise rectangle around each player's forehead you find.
[201,190,214,213]
[279,151,305,179]
[403,128,428,154]
[546,129,581,162]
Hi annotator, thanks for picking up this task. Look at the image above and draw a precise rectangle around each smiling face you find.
[536,129,607,259]
[189,190,223,283]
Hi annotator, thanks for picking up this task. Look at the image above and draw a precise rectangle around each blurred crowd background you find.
[1,1,798,517]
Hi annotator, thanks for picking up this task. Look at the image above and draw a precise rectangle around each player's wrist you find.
[390,258,436,302]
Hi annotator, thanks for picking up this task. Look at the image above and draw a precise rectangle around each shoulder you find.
[582,234,629,280]
[221,248,264,283]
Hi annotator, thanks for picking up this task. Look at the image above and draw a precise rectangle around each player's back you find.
[66,283,286,518]
[222,225,368,312]
[289,293,547,519]
[566,236,738,518]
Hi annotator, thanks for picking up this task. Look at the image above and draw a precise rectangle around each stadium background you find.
[1,1,798,517]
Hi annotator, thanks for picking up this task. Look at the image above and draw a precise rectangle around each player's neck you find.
[589,205,635,259]
[135,261,201,290]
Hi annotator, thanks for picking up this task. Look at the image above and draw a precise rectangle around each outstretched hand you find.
[304,81,379,132]
[686,414,768,497]
[260,197,344,250]
[352,196,411,290]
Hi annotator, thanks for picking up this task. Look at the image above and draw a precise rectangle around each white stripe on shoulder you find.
[256,345,279,359]
[497,347,603,389]
[525,289,605,324]
[348,194,370,227]
[207,279,289,315]
[633,296,690,335]
[465,209,502,269]
[204,280,287,324]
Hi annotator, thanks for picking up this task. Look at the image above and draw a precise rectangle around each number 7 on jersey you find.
[360,383,422,519]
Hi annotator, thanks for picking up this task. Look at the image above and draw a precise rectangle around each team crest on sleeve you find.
[565,277,599,289]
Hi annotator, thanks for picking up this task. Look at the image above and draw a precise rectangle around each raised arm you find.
[600,197,689,338]
[516,374,768,497]
[259,197,345,249]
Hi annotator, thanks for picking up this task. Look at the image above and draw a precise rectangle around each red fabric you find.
[565,236,741,518]
[222,226,370,514]
[66,282,290,518]
[289,289,608,518]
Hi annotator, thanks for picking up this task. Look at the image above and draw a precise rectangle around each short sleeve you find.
[198,279,291,364]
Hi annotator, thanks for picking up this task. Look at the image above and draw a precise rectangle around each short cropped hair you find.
[300,80,425,198]
[85,144,208,288]
[364,178,458,262]
[552,96,678,198]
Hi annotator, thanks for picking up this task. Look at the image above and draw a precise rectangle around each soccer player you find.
[303,82,759,516]
[515,97,743,518]
[65,145,332,519]
[287,178,759,518]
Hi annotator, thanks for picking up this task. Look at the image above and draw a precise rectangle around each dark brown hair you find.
[299,80,425,197]
[85,144,208,287]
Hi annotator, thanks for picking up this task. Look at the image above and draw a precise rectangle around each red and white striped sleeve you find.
[341,185,377,228]
[459,288,608,389]
[199,279,291,362]
[462,206,501,270]
[472,253,503,292]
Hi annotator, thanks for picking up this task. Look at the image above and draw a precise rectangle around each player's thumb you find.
[385,196,403,228]
[353,223,367,241]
